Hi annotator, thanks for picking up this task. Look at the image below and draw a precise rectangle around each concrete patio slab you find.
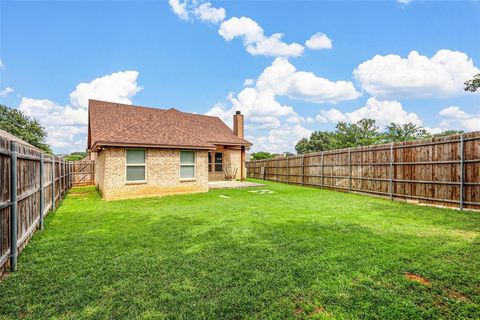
[208,180,265,189]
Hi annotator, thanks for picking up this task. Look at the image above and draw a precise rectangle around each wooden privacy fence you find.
[246,132,480,211]
[71,160,95,186]
[0,135,73,274]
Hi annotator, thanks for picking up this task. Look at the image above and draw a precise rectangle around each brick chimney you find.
[233,111,244,139]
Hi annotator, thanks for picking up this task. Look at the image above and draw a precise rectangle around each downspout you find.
[241,146,245,181]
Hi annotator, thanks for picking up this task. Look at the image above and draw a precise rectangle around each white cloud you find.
[305,33,333,50]
[286,71,361,103]
[207,57,360,131]
[219,17,304,57]
[287,115,315,124]
[193,2,225,24]
[0,59,4,69]
[168,0,189,21]
[168,3,303,58]
[206,58,359,153]
[258,58,361,104]
[19,98,88,126]
[316,97,423,128]
[17,70,142,154]
[246,116,281,130]
[398,0,413,4]
[0,87,14,97]
[69,70,142,108]
[18,98,88,151]
[251,125,312,153]
[168,0,225,23]
[354,50,480,99]
[45,126,87,150]
[438,106,480,132]
[243,78,255,86]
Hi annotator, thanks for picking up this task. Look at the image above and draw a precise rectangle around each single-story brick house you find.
[88,99,251,200]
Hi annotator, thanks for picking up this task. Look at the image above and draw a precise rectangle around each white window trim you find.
[125,148,147,184]
[179,150,196,181]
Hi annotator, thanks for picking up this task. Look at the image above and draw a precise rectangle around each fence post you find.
[60,160,63,198]
[275,158,278,182]
[9,141,18,271]
[460,134,465,211]
[63,160,65,196]
[389,143,394,200]
[40,153,45,230]
[286,156,289,184]
[66,161,69,190]
[320,151,324,189]
[52,156,55,211]
[68,161,71,189]
[348,149,352,192]
[301,155,305,186]
[61,160,64,198]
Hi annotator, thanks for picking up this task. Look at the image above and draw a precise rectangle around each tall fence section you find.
[246,132,480,211]
[0,135,74,274]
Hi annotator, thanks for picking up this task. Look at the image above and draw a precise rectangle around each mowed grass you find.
[0,179,479,319]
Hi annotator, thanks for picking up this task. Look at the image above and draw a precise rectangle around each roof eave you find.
[92,141,217,151]
[210,141,252,147]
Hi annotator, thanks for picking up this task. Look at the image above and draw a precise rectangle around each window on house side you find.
[215,152,223,172]
[208,152,212,172]
[126,149,146,182]
[180,151,195,179]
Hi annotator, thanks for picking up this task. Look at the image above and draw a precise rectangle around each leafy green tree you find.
[296,131,337,154]
[464,73,480,92]
[0,104,52,153]
[294,119,452,155]
[432,130,464,137]
[251,151,276,160]
[382,123,430,142]
[65,151,87,161]
[295,138,311,154]
[334,119,380,148]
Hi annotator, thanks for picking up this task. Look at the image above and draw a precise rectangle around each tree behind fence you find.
[0,132,73,274]
[246,132,480,211]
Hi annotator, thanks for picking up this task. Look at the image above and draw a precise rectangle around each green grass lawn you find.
[1,179,479,319]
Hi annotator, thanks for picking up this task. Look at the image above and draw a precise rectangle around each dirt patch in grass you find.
[293,294,304,313]
[293,295,331,318]
[312,306,330,316]
[445,288,471,302]
[404,272,430,285]
[69,191,93,196]
[0,271,10,281]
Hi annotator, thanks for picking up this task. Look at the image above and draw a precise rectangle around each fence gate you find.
[71,160,95,186]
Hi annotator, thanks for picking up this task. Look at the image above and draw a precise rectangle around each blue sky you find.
[1,0,479,154]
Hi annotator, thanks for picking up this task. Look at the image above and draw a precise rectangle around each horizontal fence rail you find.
[246,132,480,211]
[0,132,73,274]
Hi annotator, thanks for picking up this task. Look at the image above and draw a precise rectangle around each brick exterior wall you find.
[95,149,105,193]
[95,147,209,200]
[233,112,244,139]
[208,147,245,181]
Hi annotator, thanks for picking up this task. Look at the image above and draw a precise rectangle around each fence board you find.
[0,132,72,274]
[71,161,95,186]
[246,132,480,211]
